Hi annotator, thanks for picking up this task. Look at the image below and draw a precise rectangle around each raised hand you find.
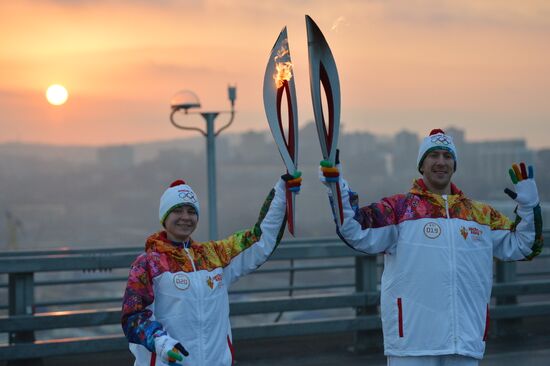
[281,171,302,235]
[281,171,303,194]
[319,160,340,188]
[318,150,345,225]
[154,332,189,365]
[504,162,539,208]
[319,149,341,188]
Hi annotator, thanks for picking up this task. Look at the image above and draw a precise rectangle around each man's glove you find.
[504,162,539,208]
[281,171,302,194]
[154,332,189,365]
[319,161,340,188]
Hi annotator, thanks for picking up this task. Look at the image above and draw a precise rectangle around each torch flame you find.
[273,43,293,88]
[274,61,293,88]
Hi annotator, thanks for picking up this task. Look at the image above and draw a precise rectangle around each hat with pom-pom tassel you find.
[159,179,200,225]
[417,129,457,173]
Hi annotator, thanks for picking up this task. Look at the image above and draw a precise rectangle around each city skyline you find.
[1,122,548,251]
[1,1,549,148]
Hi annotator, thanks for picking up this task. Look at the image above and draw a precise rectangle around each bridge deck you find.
[4,317,548,366]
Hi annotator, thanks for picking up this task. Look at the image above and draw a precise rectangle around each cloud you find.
[331,16,349,32]
[0,88,29,99]
[379,0,550,29]
[140,59,218,77]
[40,0,198,7]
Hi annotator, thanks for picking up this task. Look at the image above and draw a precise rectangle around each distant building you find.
[341,130,379,157]
[392,130,419,178]
[232,131,275,164]
[468,140,534,184]
[445,126,465,152]
[536,149,550,200]
[97,145,134,169]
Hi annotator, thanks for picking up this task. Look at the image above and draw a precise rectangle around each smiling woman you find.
[46,84,69,106]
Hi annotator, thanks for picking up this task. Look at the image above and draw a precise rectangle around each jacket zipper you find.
[184,246,203,364]
[442,195,458,352]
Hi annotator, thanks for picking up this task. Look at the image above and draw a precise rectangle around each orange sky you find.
[1,0,549,148]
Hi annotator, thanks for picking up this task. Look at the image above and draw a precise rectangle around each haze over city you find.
[1,4,550,363]
[1,0,549,148]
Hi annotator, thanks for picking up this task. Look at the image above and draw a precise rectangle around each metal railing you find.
[0,233,549,363]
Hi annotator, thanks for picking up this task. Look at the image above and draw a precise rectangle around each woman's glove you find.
[281,171,302,194]
[504,162,539,208]
[154,331,189,365]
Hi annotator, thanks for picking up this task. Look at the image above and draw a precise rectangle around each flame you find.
[273,43,293,88]
[274,61,293,88]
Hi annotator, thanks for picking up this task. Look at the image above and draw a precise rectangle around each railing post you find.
[354,254,382,353]
[8,272,43,366]
[493,260,520,337]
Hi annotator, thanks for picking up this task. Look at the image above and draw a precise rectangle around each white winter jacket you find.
[334,178,543,359]
[122,180,286,366]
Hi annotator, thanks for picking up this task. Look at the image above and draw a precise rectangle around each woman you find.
[121,174,300,365]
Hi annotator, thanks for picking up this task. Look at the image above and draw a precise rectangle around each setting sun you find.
[46,84,69,106]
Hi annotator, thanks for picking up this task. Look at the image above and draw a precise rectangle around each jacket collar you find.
[410,178,466,207]
[145,231,194,254]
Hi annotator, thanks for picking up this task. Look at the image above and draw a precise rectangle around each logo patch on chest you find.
[207,274,223,289]
[173,273,191,290]
[460,226,468,239]
[423,222,441,239]
[460,226,483,241]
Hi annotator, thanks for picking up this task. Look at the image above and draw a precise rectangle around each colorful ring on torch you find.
[286,177,302,185]
[325,176,339,183]
[292,170,302,179]
[321,166,339,173]
[323,172,340,179]
[321,168,340,177]
[321,166,339,174]
[320,160,333,168]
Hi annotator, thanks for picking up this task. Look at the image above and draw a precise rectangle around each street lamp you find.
[169,86,236,240]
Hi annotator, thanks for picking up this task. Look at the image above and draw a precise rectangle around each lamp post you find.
[169,86,236,240]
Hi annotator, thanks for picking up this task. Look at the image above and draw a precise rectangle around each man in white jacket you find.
[320,129,543,366]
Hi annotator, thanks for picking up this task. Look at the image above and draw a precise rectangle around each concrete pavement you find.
[5,320,549,366]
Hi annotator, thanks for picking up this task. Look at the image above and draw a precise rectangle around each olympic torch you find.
[306,15,344,226]
[263,27,300,235]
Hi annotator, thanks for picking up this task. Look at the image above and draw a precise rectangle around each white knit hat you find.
[159,180,200,225]
[417,129,457,173]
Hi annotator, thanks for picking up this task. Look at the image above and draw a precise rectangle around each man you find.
[121,173,301,365]
[320,129,543,366]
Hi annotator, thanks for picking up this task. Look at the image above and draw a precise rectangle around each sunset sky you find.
[1,0,549,148]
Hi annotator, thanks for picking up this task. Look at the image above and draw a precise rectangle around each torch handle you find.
[329,181,344,227]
